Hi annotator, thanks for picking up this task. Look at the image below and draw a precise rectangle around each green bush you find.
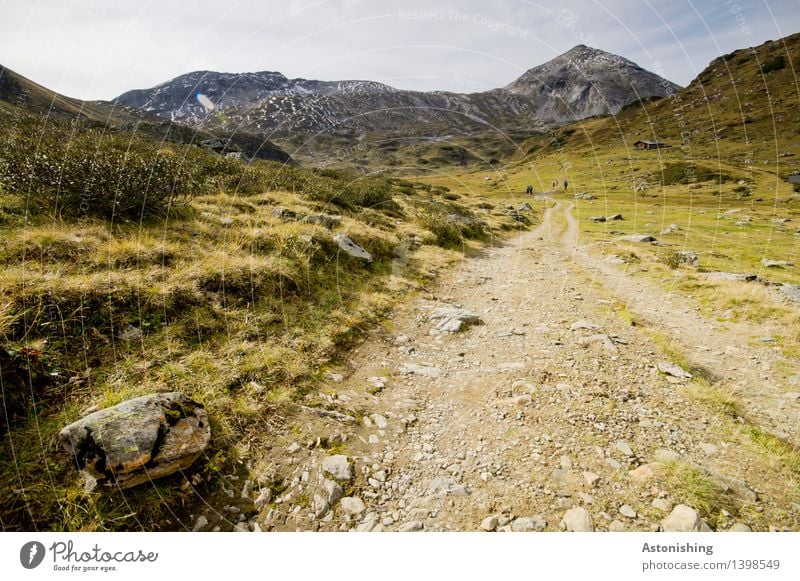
[759,56,786,74]
[0,115,205,220]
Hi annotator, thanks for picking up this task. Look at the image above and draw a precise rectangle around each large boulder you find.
[59,392,210,491]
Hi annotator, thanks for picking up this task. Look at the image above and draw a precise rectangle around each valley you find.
[0,29,799,533]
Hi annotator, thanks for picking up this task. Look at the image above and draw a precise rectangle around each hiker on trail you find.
[552,180,557,189]
[526,184,533,195]
[563,179,569,190]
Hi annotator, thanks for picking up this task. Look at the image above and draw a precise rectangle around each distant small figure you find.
[526,184,533,195]
[563,179,569,190]
[552,180,557,189]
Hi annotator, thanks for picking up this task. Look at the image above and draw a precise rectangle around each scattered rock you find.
[287,442,301,454]
[704,272,761,283]
[511,516,546,532]
[480,515,499,531]
[619,504,637,519]
[399,363,441,378]
[660,224,680,235]
[570,319,598,331]
[675,251,699,267]
[761,259,793,268]
[583,472,600,487]
[615,234,657,243]
[561,507,594,532]
[608,213,623,221]
[321,455,353,482]
[339,497,366,515]
[254,488,272,510]
[322,479,344,504]
[302,214,341,229]
[698,442,719,456]
[628,463,662,481]
[615,441,634,457]
[117,325,143,342]
[429,306,483,333]
[192,515,208,532]
[575,192,597,200]
[588,216,606,222]
[332,233,373,263]
[653,449,680,463]
[652,498,673,512]
[727,523,752,532]
[608,520,626,532]
[58,392,210,491]
[399,521,424,532]
[658,362,692,379]
[271,206,303,221]
[661,505,712,532]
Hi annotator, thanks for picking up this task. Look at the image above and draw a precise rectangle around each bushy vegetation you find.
[658,163,734,186]
[759,55,786,74]
[0,114,208,220]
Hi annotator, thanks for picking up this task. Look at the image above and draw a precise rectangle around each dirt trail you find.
[251,199,800,533]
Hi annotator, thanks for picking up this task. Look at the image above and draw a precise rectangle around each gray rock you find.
[302,214,341,229]
[399,521,424,532]
[653,449,681,463]
[658,362,692,379]
[480,515,499,531]
[339,497,366,515]
[661,505,712,532]
[192,515,209,532]
[570,319,598,331]
[272,206,303,221]
[660,224,680,235]
[675,251,699,267]
[254,488,272,510]
[652,498,673,512]
[615,234,657,243]
[628,463,662,481]
[608,520,626,532]
[619,504,637,519]
[777,285,800,304]
[704,272,761,283]
[583,472,600,487]
[332,233,373,263]
[58,392,210,491]
[761,259,793,268]
[615,441,634,457]
[562,507,594,532]
[588,216,607,222]
[117,325,143,342]
[608,213,623,221]
[399,363,441,378]
[511,516,546,532]
[727,523,752,532]
[322,479,344,504]
[370,414,388,429]
[321,455,353,482]
[429,306,483,333]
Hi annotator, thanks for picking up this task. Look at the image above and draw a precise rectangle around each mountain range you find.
[114,45,679,140]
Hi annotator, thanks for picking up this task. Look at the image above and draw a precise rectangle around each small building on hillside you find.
[633,140,670,150]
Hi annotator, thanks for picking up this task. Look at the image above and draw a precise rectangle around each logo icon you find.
[20,541,46,569]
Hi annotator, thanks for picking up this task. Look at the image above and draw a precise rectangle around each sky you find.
[1,0,799,100]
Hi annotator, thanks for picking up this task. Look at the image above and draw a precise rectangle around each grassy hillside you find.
[0,102,534,530]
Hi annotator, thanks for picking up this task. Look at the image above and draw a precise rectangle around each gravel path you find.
[232,199,800,533]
